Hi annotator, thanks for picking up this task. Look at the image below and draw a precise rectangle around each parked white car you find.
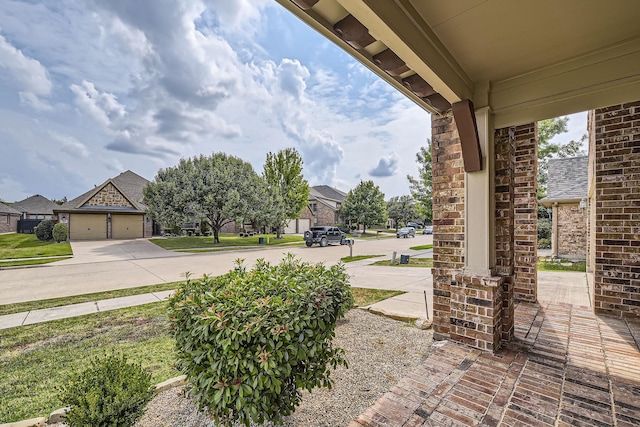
[396,227,416,238]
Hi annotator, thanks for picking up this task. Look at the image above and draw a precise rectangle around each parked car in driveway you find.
[396,227,416,238]
[422,225,433,234]
[407,221,423,229]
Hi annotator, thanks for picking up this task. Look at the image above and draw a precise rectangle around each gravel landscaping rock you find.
[135,309,433,427]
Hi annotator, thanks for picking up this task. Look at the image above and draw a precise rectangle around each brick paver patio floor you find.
[349,302,640,426]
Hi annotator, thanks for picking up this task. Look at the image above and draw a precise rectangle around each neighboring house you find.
[0,202,20,233]
[298,185,346,229]
[540,156,588,260]
[12,195,58,220]
[54,171,154,240]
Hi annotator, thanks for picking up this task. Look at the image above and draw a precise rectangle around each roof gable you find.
[545,156,588,201]
[12,195,58,215]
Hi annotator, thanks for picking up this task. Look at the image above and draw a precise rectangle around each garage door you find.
[70,214,107,240]
[298,219,310,233]
[112,215,144,239]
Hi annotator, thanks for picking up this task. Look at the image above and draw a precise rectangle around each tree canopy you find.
[262,148,310,238]
[143,152,262,243]
[387,195,418,230]
[341,180,386,233]
[537,117,585,199]
[407,140,433,221]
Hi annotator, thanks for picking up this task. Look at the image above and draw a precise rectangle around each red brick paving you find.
[349,302,640,426]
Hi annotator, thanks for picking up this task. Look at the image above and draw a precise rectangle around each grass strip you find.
[409,244,433,250]
[150,234,302,250]
[538,260,586,272]
[0,286,402,423]
[0,233,72,260]
[340,255,383,263]
[0,257,72,268]
[0,281,184,316]
[371,257,433,268]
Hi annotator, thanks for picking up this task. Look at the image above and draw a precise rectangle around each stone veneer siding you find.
[431,111,465,341]
[513,123,538,302]
[556,203,588,260]
[86,183,133,207]
[593,101,640,318]
[494,126,516,343]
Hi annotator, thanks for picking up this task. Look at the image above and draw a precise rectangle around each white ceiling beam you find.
[491,38,640,128]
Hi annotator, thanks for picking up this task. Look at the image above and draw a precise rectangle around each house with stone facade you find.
[0,202,20,233]
[540,156,588,260]
[54,171,154,240]
[298,185,346,228]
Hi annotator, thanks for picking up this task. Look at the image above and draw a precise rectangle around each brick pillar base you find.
[451,272,504,353]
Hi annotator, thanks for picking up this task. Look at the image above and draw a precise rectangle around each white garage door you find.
[298,219,310,233]
[112,215,144,239]
[284,219,297,234]
[70,214,107,240]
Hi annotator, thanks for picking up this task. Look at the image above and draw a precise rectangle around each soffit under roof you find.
[277,0,640,127]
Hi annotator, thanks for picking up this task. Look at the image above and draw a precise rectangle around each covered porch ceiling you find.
[276,0,640,128]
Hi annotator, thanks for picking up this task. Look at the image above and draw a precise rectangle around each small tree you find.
[341,180,387,233]
[52,223,68,243]
[34,219,54,241]
[387,195,418,230]
[407,140,433,222]
[263,148,310,238]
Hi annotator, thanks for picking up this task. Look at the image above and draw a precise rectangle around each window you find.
[311,203,318,212]
[5,214,9,225]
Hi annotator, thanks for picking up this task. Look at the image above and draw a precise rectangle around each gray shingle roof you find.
[56,170,150,212]
[0,202,21,215]
[545,156,588,200]
[12,195,58,215]
[310,185,346,202]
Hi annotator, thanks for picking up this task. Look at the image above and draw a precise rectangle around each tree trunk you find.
[363,224,367,234]
[213,228,220,244]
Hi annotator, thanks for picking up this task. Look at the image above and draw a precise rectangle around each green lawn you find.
[0,256,72,268]
[0,286,402,423]
[409,244,433,250]
[340,255,383,263]
[150,233,303,250]
[371,257,434,268]
[538,259,586,272]
[0,233,72,260]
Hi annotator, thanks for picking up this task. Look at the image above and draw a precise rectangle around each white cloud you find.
[370,152,400,177]
[70,80,126,128]
[0,33,52,110]
[49,131,90,158]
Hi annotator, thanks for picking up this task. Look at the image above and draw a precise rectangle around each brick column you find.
[431,111,465,341]
[593,101,640,317]
[513,123,538,302]
[494,126,515,342]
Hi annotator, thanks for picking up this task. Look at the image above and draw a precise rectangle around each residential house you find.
[298,185,346,229]
[540,156,588,260]
[54,171,154,240]
[0,202,20,233]
[12,195,58,220]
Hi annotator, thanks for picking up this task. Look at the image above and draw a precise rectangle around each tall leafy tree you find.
[387,195,418,230]
[144,152,261,243]
[262,148,310,238]
[537,117,585,199]
[341,180,386,233]
[406,139,433,222]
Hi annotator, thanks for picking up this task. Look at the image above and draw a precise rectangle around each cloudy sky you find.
[0,0,586,202]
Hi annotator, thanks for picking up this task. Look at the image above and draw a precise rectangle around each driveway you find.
[56,238,188,265]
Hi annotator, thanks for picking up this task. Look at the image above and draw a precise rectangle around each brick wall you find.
[593,101,640,317]
[556,203,587,260]
[431,111,465,341]
[513,123,538,302]
[0,214,19,233]
[300,202,338,227]
[86,183,133,207]
[494,126,515,342]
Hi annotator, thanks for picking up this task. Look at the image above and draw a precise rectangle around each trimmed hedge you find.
[168,255,353,426]
[52,222,68,243]
[35,219,54,241]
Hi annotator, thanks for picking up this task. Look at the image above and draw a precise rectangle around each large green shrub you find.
[58,353,153,427]
[52,222,68,243]
[34,219,54,241]
[168,255,354,426]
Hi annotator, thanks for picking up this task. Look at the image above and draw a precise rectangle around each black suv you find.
[304,226,346,247]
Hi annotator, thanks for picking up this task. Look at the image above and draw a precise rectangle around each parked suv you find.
[304,226,347,247]
[396,227,416,238]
